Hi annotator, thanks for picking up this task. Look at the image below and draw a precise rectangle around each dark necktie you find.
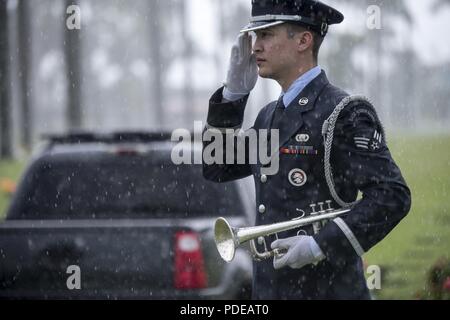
[267,96,285,149]
[271,96,285,130]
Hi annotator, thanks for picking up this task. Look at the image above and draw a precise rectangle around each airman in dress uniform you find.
[203,0,411,300]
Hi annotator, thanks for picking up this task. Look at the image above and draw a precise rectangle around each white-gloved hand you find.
[271,235,325,270]
[223,33,258,101]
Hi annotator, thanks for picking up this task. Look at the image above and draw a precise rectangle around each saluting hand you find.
[223,33,258,100]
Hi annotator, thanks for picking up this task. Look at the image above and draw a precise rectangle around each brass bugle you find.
[214,208,351,262]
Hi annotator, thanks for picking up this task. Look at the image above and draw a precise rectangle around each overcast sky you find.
[407,0,450,65]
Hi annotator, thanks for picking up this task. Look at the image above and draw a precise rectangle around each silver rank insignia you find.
[371,130,382,150]
[354,130,383,151]
[354,136,370,150]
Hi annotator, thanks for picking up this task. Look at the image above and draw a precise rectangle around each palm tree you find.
[147,0,166,129]
[64,0,83,130]
[17,0,32,150]
[0,0,12,158]
[177,0,195,125]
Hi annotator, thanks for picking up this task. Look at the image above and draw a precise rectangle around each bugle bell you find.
[214,207,350,262]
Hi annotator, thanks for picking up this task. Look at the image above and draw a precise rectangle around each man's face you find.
[251,25,301,80]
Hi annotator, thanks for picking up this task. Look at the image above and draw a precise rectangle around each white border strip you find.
[334,217,365,256]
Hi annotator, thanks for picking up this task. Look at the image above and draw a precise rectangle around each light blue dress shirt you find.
[281,65,322,108]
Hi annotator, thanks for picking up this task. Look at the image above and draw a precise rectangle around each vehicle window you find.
[9,156,244,219]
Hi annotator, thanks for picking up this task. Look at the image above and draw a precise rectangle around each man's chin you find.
[258,70,273,79]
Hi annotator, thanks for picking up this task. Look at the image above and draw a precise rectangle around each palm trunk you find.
[64,0,82,130]
[17,0,32,150]
[148,0,164,129]
[0,0,13,158]
[179,0,194,125]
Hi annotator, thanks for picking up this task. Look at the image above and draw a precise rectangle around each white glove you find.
[223,33,258,101]
[271,235,325,270]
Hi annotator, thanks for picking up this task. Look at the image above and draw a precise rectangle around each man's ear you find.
[297,31,313,52]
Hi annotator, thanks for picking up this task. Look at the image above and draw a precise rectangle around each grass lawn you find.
[0,160,26,220]
[364,134,450,299]
[0,134,449,299]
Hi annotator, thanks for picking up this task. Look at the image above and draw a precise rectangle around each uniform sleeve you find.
[202,87,253,183]
[313,101,412,267]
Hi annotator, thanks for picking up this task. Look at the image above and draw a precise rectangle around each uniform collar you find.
[284,69,330,112]
[281,66,322,108]
[268,70,330,153]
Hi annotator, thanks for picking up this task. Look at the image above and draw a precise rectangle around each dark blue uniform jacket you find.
[203,71,411,300]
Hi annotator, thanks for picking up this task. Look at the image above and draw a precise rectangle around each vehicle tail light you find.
[174,231,207,289]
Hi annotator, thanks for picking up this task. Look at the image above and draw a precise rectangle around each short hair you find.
[286,23,324,62]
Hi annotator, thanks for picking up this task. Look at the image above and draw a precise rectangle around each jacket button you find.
[258,205,266,214]
[260,174,267,183]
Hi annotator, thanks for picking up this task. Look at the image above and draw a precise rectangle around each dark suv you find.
[0,132,254,299]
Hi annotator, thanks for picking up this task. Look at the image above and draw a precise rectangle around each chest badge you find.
[295,134,310,143]
[288,168,307,187]
[299,97,309,106]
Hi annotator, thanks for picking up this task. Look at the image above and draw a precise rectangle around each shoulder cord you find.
[321,95,375,209]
